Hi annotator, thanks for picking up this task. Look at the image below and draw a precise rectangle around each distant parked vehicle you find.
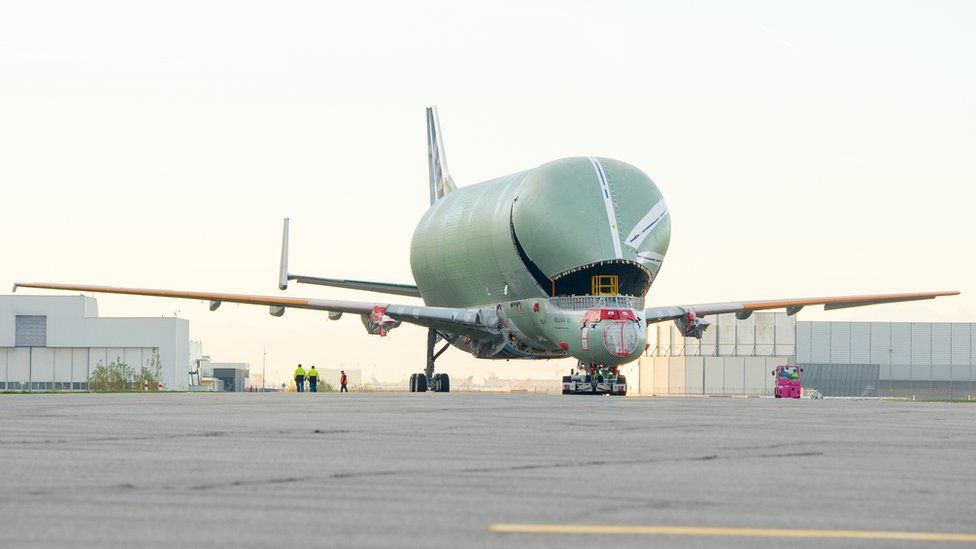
[772,365,803,399]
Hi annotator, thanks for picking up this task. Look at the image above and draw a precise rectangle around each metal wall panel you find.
[650,325,664,356]
[717,314,736,355]
[910,323,931,365]
[0,349,6,384]
[911,324,932,382]
[850,323,872,364]
[830,322,851,364]
[735,316,755,356]
[743,357,766,394]
[810,323,830,363]
[700,318,717,356]
[724,357,745,393]
[7,348,29,382]
[870,323,891,365]
[704,357,725,393]
[72,348,88,384]
[950,323,971,365]
[669,324,685,356]
[889,362,911,380]
[124,348,144,372]
[106,348,125,367]
[890,324,911,365]
[685,357,704,394]
[931,324,952,365]
[31,347,54,384]
[683,333,700,356]
[669,356,686,394]
[639,357,655,394]
[54,348,72,382]
[799,363,879,397]
[973,324,976,370]
[796,321,812,363]
[775,313,796,356]
[654,356,670,394]
[89,347,108,372]
[870,323,892,379]
[755,314,775,356]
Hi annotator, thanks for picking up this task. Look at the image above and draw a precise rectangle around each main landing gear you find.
[409,328,457,392]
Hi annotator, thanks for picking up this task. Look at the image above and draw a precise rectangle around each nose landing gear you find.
[409,328,456,392]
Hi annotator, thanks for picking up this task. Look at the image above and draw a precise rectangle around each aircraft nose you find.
[576,308,646,366]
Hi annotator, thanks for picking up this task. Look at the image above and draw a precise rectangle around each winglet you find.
[426,106,457,205]
[278,217,290,290]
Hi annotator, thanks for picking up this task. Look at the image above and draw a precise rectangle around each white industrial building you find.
[0,295,189,391]
[625,312,976,400]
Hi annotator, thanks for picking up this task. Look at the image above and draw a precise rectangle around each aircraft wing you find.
[644,290,960,323]
[12,282,492,338]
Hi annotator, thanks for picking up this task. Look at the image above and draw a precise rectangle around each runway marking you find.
[489,524,976,543]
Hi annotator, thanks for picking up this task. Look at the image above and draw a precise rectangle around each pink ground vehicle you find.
[772,365,802,399]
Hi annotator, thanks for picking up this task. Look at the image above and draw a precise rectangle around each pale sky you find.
[2,1,973,385]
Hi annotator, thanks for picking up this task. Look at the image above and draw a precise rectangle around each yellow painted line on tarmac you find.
[489,524,976,543]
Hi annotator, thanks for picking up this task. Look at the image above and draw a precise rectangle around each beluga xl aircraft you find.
[15,107,959,393]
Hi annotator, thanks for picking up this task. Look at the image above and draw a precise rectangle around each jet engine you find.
[674,311,710,339]
[361,306,401,336]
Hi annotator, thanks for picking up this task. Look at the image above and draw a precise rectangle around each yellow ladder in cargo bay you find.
[591,275,619,296]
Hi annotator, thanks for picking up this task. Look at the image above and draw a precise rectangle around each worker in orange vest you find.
[340,370,348,393]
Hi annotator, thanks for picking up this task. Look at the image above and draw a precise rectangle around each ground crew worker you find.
[294,364,306,393]
[308,366,319,393]
[340,370,348,393]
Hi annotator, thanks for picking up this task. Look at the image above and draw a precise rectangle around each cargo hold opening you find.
[511,214,650,298]
[551,261,649,297]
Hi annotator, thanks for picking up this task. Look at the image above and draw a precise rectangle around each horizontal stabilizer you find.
[290,275,421,298]
[278,217,420,297]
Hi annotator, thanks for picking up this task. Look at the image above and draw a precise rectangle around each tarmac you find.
[1,392,974,548]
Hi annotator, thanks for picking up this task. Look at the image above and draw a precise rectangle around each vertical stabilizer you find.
[426,106,456,205]
[278,217,290,290]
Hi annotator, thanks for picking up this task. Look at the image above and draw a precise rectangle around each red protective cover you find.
[582,308,637,323]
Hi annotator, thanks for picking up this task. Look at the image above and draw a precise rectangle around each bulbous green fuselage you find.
[410,157,670,367]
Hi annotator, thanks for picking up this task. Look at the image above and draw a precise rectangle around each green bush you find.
[89,351,162,392]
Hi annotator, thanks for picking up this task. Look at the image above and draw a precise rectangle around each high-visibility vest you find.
[308,368,318,379]
[294,367,306,378]
[340,374,348,384]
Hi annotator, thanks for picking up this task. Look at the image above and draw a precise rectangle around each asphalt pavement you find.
[1,392,974,548]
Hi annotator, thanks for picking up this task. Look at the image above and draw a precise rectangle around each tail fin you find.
[278,217,290,290]
[426,106,456,205]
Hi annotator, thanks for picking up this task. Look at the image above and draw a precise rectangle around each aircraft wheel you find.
[616,375,627,396]
[415,373,428,392]
[433,373,450,393]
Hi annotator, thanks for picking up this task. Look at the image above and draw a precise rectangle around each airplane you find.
[14,107,959,393]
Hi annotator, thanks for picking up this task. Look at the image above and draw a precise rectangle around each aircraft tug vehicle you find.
[562,363,627,396]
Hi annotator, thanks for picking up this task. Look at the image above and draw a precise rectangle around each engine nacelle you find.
[674,311,710,339]
[361,306,401,336]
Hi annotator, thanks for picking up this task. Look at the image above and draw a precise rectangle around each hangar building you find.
[0,295,189,391]
[626,312,975,400]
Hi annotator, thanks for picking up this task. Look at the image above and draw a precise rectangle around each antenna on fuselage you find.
[426,106,457,205]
